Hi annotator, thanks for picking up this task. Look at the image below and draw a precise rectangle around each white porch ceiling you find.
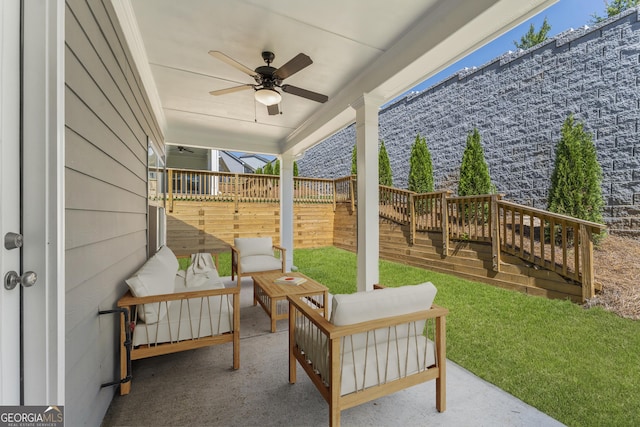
[116,0,557,157]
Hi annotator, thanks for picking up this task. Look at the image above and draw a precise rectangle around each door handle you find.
[4,271,37,290]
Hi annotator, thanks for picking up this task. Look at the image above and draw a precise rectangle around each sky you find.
[398,0,611,99]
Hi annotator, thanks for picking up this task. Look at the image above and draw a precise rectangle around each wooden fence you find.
[163,169,606,300]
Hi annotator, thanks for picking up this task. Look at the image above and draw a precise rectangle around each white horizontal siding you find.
[64,0,164,424]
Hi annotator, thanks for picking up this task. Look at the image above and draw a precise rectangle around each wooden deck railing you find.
[167,169,335,211]
[333,175,355,210]
[446,194,496,243]
[294,177,334,203]
[379,185,411,224]
[496,200,605,301]
[165,169,606,299]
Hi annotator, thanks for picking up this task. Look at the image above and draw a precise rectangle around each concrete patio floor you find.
[102,278,565,427]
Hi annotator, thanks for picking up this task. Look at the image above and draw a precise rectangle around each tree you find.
[591,0,640,22]
[293,161,299,177]
[458,128,493,197]
[514,17,551,49]
[408,133,434,194]
[548,115,604,226]
[351,145,357,175]
[351,142,393,185]
[273,159,280,176]
[378,140,393,186]
[255,166,263,174]
[263,161,273,175]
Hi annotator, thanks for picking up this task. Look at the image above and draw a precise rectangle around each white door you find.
[1,0,64,405]
[20,0,65,405]
[0,0,23,404]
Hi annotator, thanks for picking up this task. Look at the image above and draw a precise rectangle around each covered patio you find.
[102,277,563,427]
[30,0,563,424]
[102,0,562,425]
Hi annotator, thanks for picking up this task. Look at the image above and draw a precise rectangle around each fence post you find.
[333,179,337,212]
[441,192,449,257]
[234,173,239,213]
[490,194,501,272]
[410,193,416,245]
[580,224,595,302]
[167,168,174,212]
[349,176,355,212]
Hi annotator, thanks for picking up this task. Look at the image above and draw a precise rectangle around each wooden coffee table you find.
[252,271,328,332]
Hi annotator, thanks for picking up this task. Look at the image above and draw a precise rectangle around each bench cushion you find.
[131,273,232,347]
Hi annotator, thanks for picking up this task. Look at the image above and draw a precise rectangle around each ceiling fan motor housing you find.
[254,65,280,88]
[261,51,275,64]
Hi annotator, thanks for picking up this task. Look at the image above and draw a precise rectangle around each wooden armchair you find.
[230,237,285,289]
[288,283,448,427]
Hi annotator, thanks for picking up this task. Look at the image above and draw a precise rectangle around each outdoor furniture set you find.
[115,237,448,425]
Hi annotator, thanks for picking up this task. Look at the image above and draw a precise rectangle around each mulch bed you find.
[586,235,640,320]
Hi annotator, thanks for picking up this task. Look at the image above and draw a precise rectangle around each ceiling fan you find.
[208,50,328,115]
[176,146,194,154]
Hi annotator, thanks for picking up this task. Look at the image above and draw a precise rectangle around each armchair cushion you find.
[239,255,283,273]
[330,282,437,326]
[234,237,273,257]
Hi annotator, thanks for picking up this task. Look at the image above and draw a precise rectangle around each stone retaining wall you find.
[298,8,640,237]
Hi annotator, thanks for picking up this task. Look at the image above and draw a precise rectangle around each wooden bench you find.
[116,247,240,395]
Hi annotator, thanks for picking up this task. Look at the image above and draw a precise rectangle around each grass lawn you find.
[287,246,640,427]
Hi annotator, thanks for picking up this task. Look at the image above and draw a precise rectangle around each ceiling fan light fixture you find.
[254,88,281,106]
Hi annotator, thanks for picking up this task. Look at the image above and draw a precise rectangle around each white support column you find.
[352,94,383,292]
[280,153,295,272]
[209,149,219,195]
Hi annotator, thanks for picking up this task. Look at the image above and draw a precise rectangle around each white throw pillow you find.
[154,245,179,273]
[125,246,178,324]
[234,237,273,257]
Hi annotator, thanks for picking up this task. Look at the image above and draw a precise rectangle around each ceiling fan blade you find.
[209,51,257,77]
[281,84,328,103]
[267,104,280,116]
[274,53,312,80]
[209,84,254,96]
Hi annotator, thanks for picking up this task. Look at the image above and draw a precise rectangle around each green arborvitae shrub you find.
[408,133,434,193]
[351,145,357,175]
[293,161,299,177]
[458,128,493,196]
[255,167,263,174]
[273,159,280,176]
[548,115,604,228]
[378,140,393,186]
